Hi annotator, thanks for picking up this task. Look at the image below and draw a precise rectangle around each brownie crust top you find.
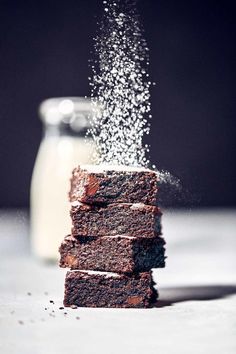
[69,165,159,205]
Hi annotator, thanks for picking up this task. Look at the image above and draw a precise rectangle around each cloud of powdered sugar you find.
[88,0,153,167]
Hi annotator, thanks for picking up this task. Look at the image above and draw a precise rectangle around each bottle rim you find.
[39,97,93,127]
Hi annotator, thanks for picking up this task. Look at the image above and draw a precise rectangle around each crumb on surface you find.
[70,305,78,309]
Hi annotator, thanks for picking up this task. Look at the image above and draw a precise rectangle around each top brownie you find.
[69,165,159,205]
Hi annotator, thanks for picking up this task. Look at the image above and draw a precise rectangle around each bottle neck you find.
[43,123,87,139]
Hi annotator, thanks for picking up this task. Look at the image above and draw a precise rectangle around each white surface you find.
[0,208,236,354]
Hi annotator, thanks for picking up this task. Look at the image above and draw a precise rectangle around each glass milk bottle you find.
[30,97,94,261]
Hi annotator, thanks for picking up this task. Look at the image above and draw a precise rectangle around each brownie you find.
[69,165,158,205]
[59,235,166,273]
[71,202,162,238]
[64,270,157,308]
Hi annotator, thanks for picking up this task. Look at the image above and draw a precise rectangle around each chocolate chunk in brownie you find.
[71,202,162,238]
[59,235,166,273]
[63,270,157,308]
[69,165,158,205]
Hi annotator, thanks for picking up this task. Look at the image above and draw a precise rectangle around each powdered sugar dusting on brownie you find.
[130,203,146,209]
[103,235,135,240]
[74,269,121,278]
[88,0,153,168]
[70,201,82,207]
[78,164,153,174]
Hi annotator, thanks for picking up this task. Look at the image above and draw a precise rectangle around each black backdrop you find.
[0,0,235,207]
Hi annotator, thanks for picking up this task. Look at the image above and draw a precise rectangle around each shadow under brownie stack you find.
[59,165,166,308]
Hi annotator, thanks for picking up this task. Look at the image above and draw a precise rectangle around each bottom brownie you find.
[64,270,157,308]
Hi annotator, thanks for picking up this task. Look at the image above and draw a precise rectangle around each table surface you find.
[0,209,236,354]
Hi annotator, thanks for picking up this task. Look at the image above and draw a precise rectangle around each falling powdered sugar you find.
[87,0,182,197]
[88,0,152,167]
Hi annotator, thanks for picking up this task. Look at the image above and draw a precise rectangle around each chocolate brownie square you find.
[59,235,166,273]
[69,165,158,205]
[71,202,162,238]
[63,270,157,308]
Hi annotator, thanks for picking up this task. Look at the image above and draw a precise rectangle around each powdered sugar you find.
[87,0,180,191]
[77,164,151,173]
[88,0,152,168]
[73,269,121,278]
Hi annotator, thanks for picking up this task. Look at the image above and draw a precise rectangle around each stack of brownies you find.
[59,165,166,308]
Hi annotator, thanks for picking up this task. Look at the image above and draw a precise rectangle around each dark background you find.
[0,0,235,208]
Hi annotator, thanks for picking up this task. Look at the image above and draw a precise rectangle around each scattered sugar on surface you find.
[88,0,152,168]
